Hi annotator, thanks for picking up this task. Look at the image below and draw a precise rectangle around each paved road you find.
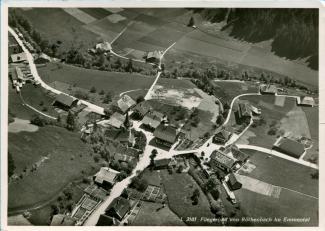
[9,27,105,116]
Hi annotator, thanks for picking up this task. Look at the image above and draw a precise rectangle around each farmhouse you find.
[94,167,119,190]
[132,101,152,119]
[209,150,236,173]
[213,129,233,144]
[226,173,242,191]
[117,95,136,114]
[50,214,76,226]
[260,84,277,95]
[235,102,251,124]
[84,184,108,201]
[153,124,178,147]
[231,145,249,164]
[34,53,51,64]
[273,137,305,158]
[105,196,131,221]
[96,214,120,226]
[113,145,139,164]
[154,158,171,169]
[10,52,27,63]
[145,50,162,64]
[107,112,126,128]
[141,110,164,130]
[53,93,78,111]
[297,96,315,107]
[95,41,112,52]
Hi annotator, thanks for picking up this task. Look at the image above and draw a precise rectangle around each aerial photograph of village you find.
[6,7,319,227]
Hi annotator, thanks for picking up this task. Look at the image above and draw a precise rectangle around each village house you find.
[53,93,79,111]
[95,41,112,53]
[107,112,126,129]
[105,196,131,221]
[154,158,171,169]
[116,95,136,114]
[153,124,178,147]
[10,52,27,63]
[94,167,119,190]
[297,96,315,107]
[273,137,305,159]
[141,110,164,131]
[112,145,140,165]
[235,102,251,124]
[34,53,51,64]
[96,214,120,226]
[212,129,233,145]
[226,173,242,191]
[231,145,249,165]
[50,214,76,226]
[209,150,237,173]
[260,84,277,95]
[145,50,162,64]
[132,101,152,120]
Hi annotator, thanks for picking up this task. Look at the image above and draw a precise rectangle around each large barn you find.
[273,137,305,158]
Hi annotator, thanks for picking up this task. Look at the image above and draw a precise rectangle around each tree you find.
[150,149,158,166]
[136,96,145,104]
[66,111,76,131]
[99,90,105,95]
[90,86,96,93]
[31,114,47,127]
[126,58,133,73]
[8,152,15,177]
[103,92,112,104]
[188,16,195,27]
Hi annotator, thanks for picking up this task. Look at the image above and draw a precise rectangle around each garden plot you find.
[149,85,202,110]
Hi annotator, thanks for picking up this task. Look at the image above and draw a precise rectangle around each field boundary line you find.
[111,21,134,45]
[279,186,318,200]
[19,92,57,120]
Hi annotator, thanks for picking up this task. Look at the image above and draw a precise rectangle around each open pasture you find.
[38,63,155,98]
[8,126,98,210]
[238,149,318,197]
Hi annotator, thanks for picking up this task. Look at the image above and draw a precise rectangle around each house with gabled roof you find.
[107,112,125,128]
[145,50,162,64]
[213,129,233,144]
[273,137,305,159]
[209,150,237,173]
[94,167,119,190]
[105,196,131,221]
[141,110,164,130]
[96,214,120,226]
[235,102,251,124]
[153,124,178,147]
[53,93,78,111]
[297,96,315,107]
[260,84,277,95]
[116,95,136,114]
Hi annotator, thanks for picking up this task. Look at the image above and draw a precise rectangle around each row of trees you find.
[9,9,60,57]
